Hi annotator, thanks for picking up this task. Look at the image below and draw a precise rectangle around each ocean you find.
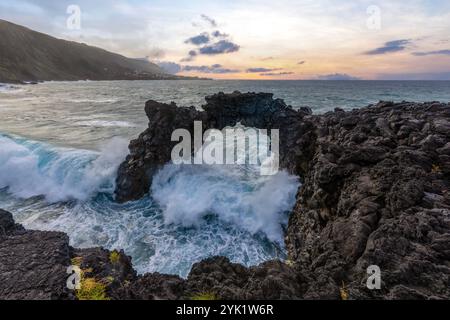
[1,80,450,277]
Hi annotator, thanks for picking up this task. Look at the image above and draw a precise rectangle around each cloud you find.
[365,39,411,55]
[201,14,217,27]
[212,30,228,38]
[183,30,236,59]
[317,73,359,80]
[246,67,281,73]
[183,64,238,74]
[185,33,210,45]
[156,61,182,74]
[4,0,450,83]
[298,61,306,65]
[199,40,240,55]
[412,50,450,56]
[146,48,166,59]
[157,61,238,74]
[261,72,294,76]
[180,50,198,62]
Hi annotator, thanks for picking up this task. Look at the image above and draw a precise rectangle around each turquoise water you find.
[1,80,449,276]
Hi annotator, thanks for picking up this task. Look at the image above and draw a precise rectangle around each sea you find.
[1,80,450,277]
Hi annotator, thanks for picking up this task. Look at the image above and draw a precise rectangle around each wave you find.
[0,83,22,93]
[152,164,299,245]
[68,98,119,104]
[0,134,129,202]
[0,131,300,276]
[1,191,283,277]
[151,123,300,245]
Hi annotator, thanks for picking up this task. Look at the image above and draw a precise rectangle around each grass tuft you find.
[340,281,349,301]
[109,250,120,264]
[431,164,441,173]
[71,257,83,267]
[285,259,295,267]
[76,277,110,301]
[190,292,217,300]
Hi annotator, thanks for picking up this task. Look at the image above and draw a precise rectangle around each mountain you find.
[0,19,185,83]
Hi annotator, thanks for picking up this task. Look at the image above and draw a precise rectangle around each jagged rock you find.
[115,101,206,202]
[286,101,450,299]
[0,210,73,300]
[126,273,186,300]
[115,91,313,202]
[2,93,450,300]
[0,209,23,236]
[0,210,301,300]
[115,93,450,299]
[185,256,305,300]
[71,247,137,300]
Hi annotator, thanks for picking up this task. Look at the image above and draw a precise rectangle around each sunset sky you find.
[1,0,450,79]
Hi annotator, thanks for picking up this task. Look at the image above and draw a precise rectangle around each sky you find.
[1,0,450,80]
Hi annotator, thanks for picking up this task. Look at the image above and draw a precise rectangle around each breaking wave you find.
[152,165,299,245]
[0,83,22,93]
[0,133,129,202]
[0,132,300,276]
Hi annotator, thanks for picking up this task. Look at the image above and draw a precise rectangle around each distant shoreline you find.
[0,19,212,85]
[0,76,212,85]
[3,79,450,85]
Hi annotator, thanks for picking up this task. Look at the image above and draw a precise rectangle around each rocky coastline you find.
[1,92,449,300]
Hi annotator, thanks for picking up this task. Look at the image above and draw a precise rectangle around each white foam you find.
[0,134,129,202]
[152,164,299,245]
[3,193,281,277]
[151,124,299,244]
[0,84,23,94]
[0,131,299,277]
[68,98,118,104]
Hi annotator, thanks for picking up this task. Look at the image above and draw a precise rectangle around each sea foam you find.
[151,125,300,245]
[0,132,300,276]
[0,134,129,202]
[0,83,22,93]
[152,164,299,245]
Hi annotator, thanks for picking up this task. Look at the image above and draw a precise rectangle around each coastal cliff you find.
[0,19,197,83]
[1,93,449,299]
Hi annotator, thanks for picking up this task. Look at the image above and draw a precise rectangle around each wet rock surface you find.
[115,91,313,202]
[0,209,304,300]
[1,93,449,300]
[115,100,206,202]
